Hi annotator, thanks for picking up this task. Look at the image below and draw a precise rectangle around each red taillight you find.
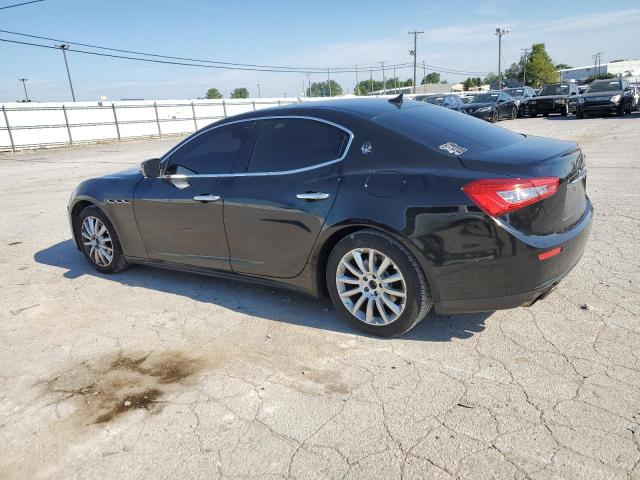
[538,247,562,261]
[462,177,559,217]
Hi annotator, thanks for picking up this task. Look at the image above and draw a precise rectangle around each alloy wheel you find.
[335,248,407,325]
[81,216,113,267]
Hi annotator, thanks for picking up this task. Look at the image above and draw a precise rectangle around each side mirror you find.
[141,158,161,178]
[498,99,505,103]
[570,91,577,95]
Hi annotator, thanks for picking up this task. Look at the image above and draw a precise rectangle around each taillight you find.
[462,177,559,217]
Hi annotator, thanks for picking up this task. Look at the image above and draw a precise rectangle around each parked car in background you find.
[67,97,592,337]
[577,78,635,118]
[414,94,465,111]
[630,85,639,111]
[463,91,517,122]
[528,83,580,117]
[503,86,537,117]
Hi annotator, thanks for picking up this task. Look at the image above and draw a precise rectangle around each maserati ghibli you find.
[68,96,592,337]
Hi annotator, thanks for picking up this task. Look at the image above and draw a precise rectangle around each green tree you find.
[555,63,572,70]
[462,77,482,91]
[584,72,616,83]
[504,62,521,80]
[421,72,440,84]
[524,43,558,88]
[230,87,249,99]
[306,80,343,97]
[610,59,626,63]
[483,72,499,85]
[205,88,222,99]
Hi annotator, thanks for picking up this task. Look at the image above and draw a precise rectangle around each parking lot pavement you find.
[1,113,639,480]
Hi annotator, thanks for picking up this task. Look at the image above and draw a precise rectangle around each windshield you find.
[424,96,444,106]
[587,81,622,93]
[538,84,570,96]
[374,103,523,154]
[471,93,499,103]
[504,89,524,97]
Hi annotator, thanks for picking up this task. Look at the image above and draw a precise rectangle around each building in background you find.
[558,60,640,82]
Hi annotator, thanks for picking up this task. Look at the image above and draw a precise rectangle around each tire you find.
[543,113,549,117]
[576,111,584,119]
[489,110,498,123]
[510,107,517,120]
[326,229,432,337]
[530,112,537,118]
[75,205,129,274]
[616,104,624,116]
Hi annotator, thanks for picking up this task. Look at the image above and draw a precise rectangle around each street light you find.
[18,78,29,102]
[495,27,510,89]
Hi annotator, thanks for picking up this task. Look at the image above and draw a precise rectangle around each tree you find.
[524,43,558,88]
[306,80,343,97]
[205,88,222,99]
[483,72,499,85]
[584,72,616,83]
[555,63,572,70]
[230,87,249,99]
[462,77,482,91]
[421,72,440,84]
[610,59,626,63]
[504,62,521,80]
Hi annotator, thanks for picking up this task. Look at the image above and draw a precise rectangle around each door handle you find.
[193,194,221,202]
[296,192,330,201]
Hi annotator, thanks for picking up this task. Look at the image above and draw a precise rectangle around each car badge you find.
[361,142,373,155]
[439,142,468,156]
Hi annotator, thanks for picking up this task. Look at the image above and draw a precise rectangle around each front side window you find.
[166,122,254,175]
[248,119,348,173]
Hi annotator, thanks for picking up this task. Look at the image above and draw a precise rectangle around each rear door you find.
[224,117,351,278]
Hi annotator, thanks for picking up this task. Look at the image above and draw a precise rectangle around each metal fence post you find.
[111,103,121,141]
[222,100,227,118]
[278,99,281,106]
[191,101,197,131]
[153,102,161,137]
[252,101,256,111]
[2,105,16,152]
[62,104,73,145]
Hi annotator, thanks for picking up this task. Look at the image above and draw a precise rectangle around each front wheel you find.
[326,230,432,337]
[75,205,129,274]
[510,107,517,120]
[489,110,498,123]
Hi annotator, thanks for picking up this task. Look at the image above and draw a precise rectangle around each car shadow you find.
[34,240,491,342]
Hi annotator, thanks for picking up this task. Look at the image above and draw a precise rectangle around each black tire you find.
[326,229,432,337]
[576,111,584,119]
[489,110,498,123]
[530,112,537,118]
[616,104,624,116]
[74,205,129,274]
[543,113,549,117]
[510,107,517,120]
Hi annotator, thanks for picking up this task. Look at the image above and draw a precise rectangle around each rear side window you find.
[248,118,348,173]
[167,122,254,175]
[374,103,522,153]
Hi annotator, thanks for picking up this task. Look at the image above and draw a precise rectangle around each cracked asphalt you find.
[1,112,639,480]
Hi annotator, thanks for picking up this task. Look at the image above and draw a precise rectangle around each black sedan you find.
[414,94,465,111]
[503,86,537,117]
[463,92,518,122]
[528,83,580,117]
[577,78,635,118]
[69,97,592,337]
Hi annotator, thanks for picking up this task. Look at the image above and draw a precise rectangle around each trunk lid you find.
[460,135,587,235]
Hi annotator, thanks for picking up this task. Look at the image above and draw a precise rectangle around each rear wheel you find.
[326,230,432,337]
[75,205,129,274]
[510,107,517,119]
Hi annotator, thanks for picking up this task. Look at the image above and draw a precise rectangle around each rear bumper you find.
[431,199,593,314]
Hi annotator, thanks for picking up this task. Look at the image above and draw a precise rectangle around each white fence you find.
[0,97,320,152]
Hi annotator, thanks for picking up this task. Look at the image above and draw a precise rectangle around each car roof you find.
[235,98,425,121]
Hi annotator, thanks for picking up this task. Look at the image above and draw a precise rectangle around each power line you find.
[0,28,413,74]
[0,0,44,10]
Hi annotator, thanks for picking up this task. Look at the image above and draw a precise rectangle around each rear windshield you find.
[539,84,570,96]
[374,103,522,153]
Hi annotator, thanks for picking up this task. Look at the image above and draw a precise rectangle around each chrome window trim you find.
[160,115,354,178]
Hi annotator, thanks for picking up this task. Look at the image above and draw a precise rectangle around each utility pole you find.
[256,83,261,98]
[597,52,604,77]
[327,68,332,97]
[422,60,426,85]
[369,71,373,95]
[495,27,510,89]
[56,44,76,102]
[18,78,29,102]
[520,48,529,85]
[381,61,386,94]
[306,73,311,97]
[592,53,598,78]
[354,65,359,95]
[394,67,397,91]
[408,30,424,94]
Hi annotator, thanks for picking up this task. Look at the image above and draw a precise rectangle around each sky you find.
[1,0,639,102]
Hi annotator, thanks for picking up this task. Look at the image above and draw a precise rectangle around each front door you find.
[224,117,351,278]
[133,121,257,270]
